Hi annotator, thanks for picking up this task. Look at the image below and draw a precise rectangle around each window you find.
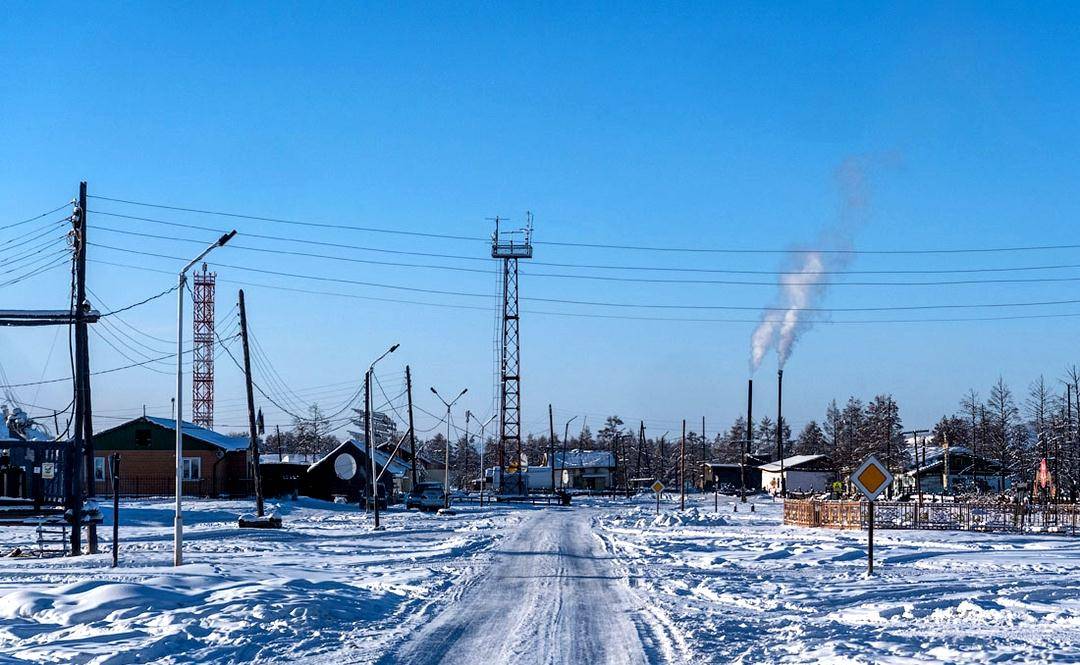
[182,457,201,481]
[135,429,152,447]
[94,457,107,482]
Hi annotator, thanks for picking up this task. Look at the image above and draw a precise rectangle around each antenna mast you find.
[491,213,533,489]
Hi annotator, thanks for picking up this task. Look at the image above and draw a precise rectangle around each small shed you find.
[259,453,319,498]
[759,454,836,494]
[302,440,395,505]
[551,450,615,491]
[703,462,762,493]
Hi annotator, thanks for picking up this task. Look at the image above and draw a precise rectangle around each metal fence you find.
[93,476,255,498]
[784,499,1080,536]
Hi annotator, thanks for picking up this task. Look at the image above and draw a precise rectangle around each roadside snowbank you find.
[0,498,525,664]
[595,493,1080,663]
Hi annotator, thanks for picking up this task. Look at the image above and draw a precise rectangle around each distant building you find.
[897,446,1011,494]
[703,456,767,493]
[303,439,405,504]
[758,455,836,494]
[92,416,250,497]
[549,449,616,491]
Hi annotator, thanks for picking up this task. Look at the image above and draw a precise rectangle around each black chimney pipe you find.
[743,379,752,502]
[777,369,785,497]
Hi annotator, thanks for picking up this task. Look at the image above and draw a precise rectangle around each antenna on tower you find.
[192,263,216,428]
[491,213,533,494]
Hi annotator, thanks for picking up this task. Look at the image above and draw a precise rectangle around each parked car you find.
[407,482,446,511]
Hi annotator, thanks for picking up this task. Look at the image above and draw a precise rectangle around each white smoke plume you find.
[749,156,879,373]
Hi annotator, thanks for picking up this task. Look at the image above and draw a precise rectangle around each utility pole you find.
[238,290,264,517]
[71,182,89,556]
[680,419,686,510]
[406,366,418,488]
[548,404,556,495]
[700,416,707,492]
[637,421,644,487]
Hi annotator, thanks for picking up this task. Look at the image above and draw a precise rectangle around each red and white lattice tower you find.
[192,263,216,429]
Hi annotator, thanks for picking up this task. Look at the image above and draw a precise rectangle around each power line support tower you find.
[191,264,216,429]
[491,214,533,492]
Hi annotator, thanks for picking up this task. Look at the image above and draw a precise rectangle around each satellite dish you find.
[334,453,357,480]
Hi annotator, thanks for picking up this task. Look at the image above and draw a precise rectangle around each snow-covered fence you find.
[784,499,1080,536]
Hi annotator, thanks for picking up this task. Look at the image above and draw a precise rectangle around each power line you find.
[0,203,72,232]
[89,224,1080,287]
[92,209,1080,276]
[90,193,1080,255]
[89,195,485,242]
[87,243,1080,313]
[88,258,1080,324]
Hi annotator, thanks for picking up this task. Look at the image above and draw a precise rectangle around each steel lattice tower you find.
[192,264,216,428]
[492,215,533,474]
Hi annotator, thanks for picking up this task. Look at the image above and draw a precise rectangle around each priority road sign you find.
[851,455,893,501]
[651,480,665,515]
[850,455,893,575]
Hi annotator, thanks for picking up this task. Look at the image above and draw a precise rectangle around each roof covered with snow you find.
[260,453,321,465]
[758,454,832,472]
[141,417,249,452]
[552,449,615,469]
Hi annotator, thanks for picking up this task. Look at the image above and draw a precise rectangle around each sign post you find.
[850,455,893,576]
[651,480,665,515]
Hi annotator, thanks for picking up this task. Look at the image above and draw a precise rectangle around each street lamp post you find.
[562,415,578,489]
[477,413,496,506]
[174,230,236,567]
[366,343,400,530]
[431,386,467,509]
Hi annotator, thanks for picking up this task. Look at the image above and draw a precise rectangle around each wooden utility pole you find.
[548,405,556,494]
[406,366,418,488]
[680,419,686,510]
[72,182,92,555]
[110,454,120,568]
[700,416,707,491]
[636,421,644,483]
[238,290,264,517]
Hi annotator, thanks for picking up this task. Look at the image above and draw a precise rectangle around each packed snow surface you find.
[0,494,1077,663]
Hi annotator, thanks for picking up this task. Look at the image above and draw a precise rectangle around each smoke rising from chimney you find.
[749,156,879,373]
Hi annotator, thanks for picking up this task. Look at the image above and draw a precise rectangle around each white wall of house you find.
[762,469,832,493]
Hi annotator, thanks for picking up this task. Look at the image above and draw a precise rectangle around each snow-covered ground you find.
[0,494,1077,664]
[594,493,1080,664]
[0,498,525,664]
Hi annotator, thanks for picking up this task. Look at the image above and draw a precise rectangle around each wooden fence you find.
[784,499,1080,536]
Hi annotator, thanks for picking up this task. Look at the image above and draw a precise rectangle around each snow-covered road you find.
[379,507,687,665]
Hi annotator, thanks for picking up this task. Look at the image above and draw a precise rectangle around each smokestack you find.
[777,369,785,497]
[743,379,753,502]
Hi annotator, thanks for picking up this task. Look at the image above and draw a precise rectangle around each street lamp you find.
[174,230,236,567]
[477,413,496,506]
[366,343,399,530]
[562,415,578,489]
[431,386,467,508]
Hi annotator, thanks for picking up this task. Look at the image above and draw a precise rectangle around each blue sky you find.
[2,3,1079,439]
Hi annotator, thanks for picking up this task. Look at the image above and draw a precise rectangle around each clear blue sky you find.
[2,3,1079,440]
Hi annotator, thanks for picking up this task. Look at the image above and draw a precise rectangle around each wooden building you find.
[302,440,398,505]
[92,416,250,497]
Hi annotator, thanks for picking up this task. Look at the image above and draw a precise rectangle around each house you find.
[897,445,1012,494]
[550,450,615,491]
[758,454,836,494]
[92,416,250,497]
[703,461,763,493]
[302,439,398,505]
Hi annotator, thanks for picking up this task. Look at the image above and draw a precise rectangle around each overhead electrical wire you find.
[89,225,1080,287]
[87,242,1080,313]
[88,258,1080,325]
[0,203,72,232]
[90,193,1080,255]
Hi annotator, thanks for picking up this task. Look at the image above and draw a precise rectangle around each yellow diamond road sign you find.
[651,480,665,494]
[851,455,893,501]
